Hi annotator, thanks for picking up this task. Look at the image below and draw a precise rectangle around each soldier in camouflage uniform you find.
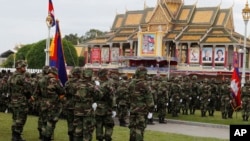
[220,78,232,119]
[33,66,65,141]
[207,78,218,116]
[199,78,211,117]
[128,66,154,141]
[157,79,168,123]
[116,74,130,127]
[0,75,9,112]
[36,66,50,141]
[73,68,100,141]
[95,68,116,141]
[241,80,250,121]
[180,76,192,115]
[8,60,33,141]
[64,67,82,141]
[189,75,199,114]
[169,77,182,117]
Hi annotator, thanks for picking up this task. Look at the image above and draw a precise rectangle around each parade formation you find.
[1,60,250,141]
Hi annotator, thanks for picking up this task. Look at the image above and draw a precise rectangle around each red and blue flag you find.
[49,20,68,86]
[230,52,241,109]
[48,0,55,27]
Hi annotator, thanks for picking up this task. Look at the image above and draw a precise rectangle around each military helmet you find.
[203,78,208,83]
[135,66,147,78]
[83,68,93,78]
[192,75,197,80]
[174,77,179,82]
[71,67,82,75]
[42,65,50,75]
[48,66,58,75]
[15,60,27,69]
[98,68,108,77]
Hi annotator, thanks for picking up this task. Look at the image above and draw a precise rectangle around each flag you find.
[230,52,241,109]
[48,0,55,27]
[49,20,68,86]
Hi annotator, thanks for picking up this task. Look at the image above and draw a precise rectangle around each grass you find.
[165,109,248,125]
[0,112,229,141]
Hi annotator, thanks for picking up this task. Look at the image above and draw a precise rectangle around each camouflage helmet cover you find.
[48,66,58,75]
[98,68,108,77]
[15,60,27,69]
[42,65,50,74]
[83,68,93,77]
[71,67,82,75]
[135,66,147,77]
[192,75,197,80]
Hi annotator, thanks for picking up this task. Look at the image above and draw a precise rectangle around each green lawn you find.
[0,112,229,141]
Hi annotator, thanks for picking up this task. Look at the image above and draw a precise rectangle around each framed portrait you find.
[141,33,156,55]
[101,48,109,62]
[110,48,119,62]
[214,48,225,63]
[189,47,200,63]
[91,48,101,63]
[202,48,212,63]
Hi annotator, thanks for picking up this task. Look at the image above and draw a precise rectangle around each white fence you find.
[0,68,42,73]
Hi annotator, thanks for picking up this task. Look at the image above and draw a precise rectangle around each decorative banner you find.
[91,48,101,63]
[189,47,200,63]
[101,48,110,62]
[202,48,212,63]
[214,47,225,63]
[110,48,119,62]
[142,33,155,54]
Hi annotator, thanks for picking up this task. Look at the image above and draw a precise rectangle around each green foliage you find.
[78,56,85,67]
[0,113,226,141]
[1,54,14,68]
[16,44,34,60]
[64,33,79,45]
[62,39,78,66]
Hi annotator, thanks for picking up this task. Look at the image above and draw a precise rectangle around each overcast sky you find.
[0,0,246,54]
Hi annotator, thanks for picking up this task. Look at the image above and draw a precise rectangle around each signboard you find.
[101,48,110,62]
[141,33,156,55]
[91,48,101,63]
[110,48,119,62]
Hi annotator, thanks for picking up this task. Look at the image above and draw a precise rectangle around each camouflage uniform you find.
[157,80,168,123]
[241,81,250,121]
[33,66,65,141]
[207,78,218,116]
[64,67,82,141]
[95,69,116,141]
[0,75,9,112]
[8,60,32,141]
[73,68,100,141]
[180,76,192,115]
[169,77,182,117]
[128,66,154,141]
[199,78,211,117]
[220,78,232,119]
[189,75,199,114]
[116,74,130,127]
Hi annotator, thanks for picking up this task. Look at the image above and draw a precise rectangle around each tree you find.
[78,56,85,67]
[81,29,106,42]
[64,33,79,45]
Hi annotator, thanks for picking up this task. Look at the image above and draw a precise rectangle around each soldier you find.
[64,67,82,141]
[0,75,9,113]
[199,78,211,117]
[180,76,192,115]
[220,78,232,119]
[189,75,199,115]
[73,68,100,141]
[33,66,65,141]
[128,66,154,141]
[95,69,116,141]
[241,80,250,121]
[208,78,218,116]
[169,77,182,117]
[8,60,33,141]
[157,79,168,123]
[116,74,130,127]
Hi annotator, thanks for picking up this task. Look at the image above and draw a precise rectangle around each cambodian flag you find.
[48,0,55,27]
[49,20,68,86]
[230,52,241,109]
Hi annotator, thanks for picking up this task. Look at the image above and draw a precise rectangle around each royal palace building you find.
[82,0,250,79]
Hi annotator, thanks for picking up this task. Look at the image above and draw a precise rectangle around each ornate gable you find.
[148,6,169,24]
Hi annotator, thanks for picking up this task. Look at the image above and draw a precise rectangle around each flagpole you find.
[45,15,53,66]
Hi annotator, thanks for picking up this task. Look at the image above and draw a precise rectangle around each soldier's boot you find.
[228,112,233,118]
[211,110,214,116]
[185,109,188,115]
[147,118,154,125]
[242,115,246,121]
[38,129,43,141]
[12,132,26,141]
[129,134,136,141]
[105,136,112,141]
[43,136,51,141]
[11,132,17,141]
[160,117,167,124]
[68,131,74,141]
[246,116,249,121]
[73,136,83,141]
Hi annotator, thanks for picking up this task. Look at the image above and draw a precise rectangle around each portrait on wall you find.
[101,48,109,62]
[202,48,212,63]
[189,47,200,63]
[142,33,155,54]
[214,47,225,63]
[111,48,119,62]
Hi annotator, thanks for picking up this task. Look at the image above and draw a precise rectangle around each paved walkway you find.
[145,119,229,140]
